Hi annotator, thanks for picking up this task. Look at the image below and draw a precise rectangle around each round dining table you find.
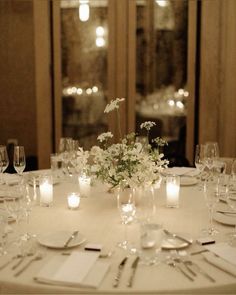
[0,170,236,294]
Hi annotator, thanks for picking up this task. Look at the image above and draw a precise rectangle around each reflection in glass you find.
[60,0,108,149]
[135,0,189,166]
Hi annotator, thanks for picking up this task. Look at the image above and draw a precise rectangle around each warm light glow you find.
[96,37,105,47]
[92,86,98,93]
[176,101,184,109]
[168,99,175,107]
[96,26,105,36]
[77,88,83,95]
[86,88,92,95]
[178,88,184,95]
[79,3,89,22]
[156,0,169,7]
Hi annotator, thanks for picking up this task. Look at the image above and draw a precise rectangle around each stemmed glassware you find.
[0,211,8,256]
[203,176,220,235]
[19,176,37,241]
[194,144,205,186]
[203,142,219,176]
[58,137,73,175]
[224,160,236,245]
[116,182,136,251]
[230,159,236,192]
[13,146,26,176]
[0,145,9,184]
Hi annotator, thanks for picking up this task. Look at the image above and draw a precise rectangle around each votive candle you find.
[166,175,180,208]
[39,177,53,206]
[67,193,80,209]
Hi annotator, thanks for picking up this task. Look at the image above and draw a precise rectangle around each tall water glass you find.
[0,211,8,256]
[203,177,219,235]
[58,137,73,175]
[0,145,9,184]
[13,146,26,176]
[226,174,236,245]
[116,183,136,251]
[19,176,37,241]
[231,159,236,192]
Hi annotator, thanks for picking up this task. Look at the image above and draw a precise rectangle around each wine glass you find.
[58,137,73,175]
[230,159,236,192]
[116,182,136,251]
[0,145,9,184]
[0,210,8,256]
[19,176,37,242]
[194,144,205,185]
[13,146,26,176]
[226,173,236,245]
[203,177,220,235]
[203,142,219,177]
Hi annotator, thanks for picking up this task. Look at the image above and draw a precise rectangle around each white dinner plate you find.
[180,176,198,186]
[0,208,16,223]
[213,212,236,226]
[28,176,60,187]
[161,235,191,250]
[37,230,86,249]
[0,191,21,201]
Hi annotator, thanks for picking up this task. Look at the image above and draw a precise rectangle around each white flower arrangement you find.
[90,98,169,188]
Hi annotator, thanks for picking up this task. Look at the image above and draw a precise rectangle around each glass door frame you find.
[51,0,197,163]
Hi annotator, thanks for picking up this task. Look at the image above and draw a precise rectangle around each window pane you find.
[60,0,108,149]
[135,0,189,166]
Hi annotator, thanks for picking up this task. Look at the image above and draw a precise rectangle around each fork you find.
[167,260,194,281]
[14,253,43,277]
[185,260,215,282]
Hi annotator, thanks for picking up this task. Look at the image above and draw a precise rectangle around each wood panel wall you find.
[0,0,53,169]
[199,0,236,157]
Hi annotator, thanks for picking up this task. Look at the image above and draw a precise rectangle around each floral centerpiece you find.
[89,98,169,189]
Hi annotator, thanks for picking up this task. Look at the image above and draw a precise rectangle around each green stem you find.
[116,109,122,141]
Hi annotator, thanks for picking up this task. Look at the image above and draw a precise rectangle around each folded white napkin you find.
[164,167,199,177]
[203,252,236,277]
[204,242,236,266]
[34,251,110,289]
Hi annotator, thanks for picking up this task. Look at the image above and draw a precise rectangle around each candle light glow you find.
[67,193,80,209]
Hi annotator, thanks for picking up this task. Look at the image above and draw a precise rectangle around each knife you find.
[217,210,236,215]
[127,256,139,287]
[163,229,192,245]
[113,257,128,288]
[63,230,79,248]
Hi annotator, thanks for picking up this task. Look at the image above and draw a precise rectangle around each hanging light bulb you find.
[155,0,169,7]
[79,0,89,22]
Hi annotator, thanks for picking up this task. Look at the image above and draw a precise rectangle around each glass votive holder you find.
[39,174,53,207]
[166,174,180,208]
[78,173,91,198]
[67,193,80,209]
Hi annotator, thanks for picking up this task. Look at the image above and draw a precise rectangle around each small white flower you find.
[97,132,113,142]
[140,121,156,131]
[104,97,125,113]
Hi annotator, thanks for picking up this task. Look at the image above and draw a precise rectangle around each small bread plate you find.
[213,212,236,226]
[180,176,198,186]
[37,230,86,249]
[161,233,192,250]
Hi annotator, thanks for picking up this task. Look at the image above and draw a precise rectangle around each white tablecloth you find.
[1,175,236,294]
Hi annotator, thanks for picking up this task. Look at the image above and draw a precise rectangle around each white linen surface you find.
[1,170,236,294]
